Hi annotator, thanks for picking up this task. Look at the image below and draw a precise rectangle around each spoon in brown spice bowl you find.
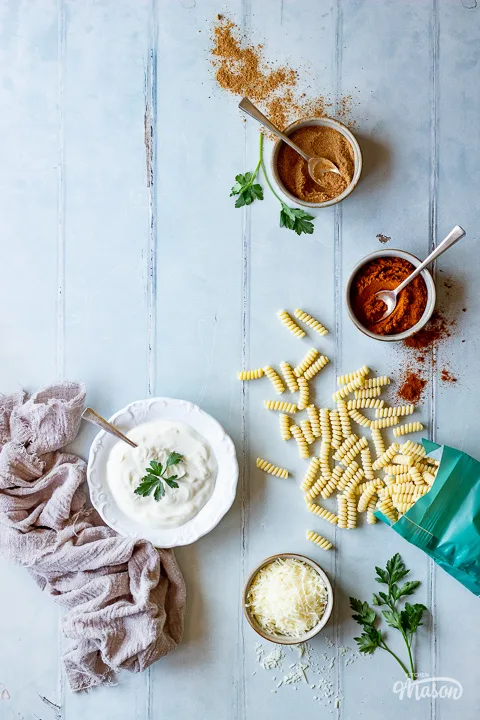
[374,225,466,322]
[238,97,341,183]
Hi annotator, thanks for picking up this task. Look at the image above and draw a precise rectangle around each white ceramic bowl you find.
[345,249,436,342]
[271,116,362,208]
[86,397,239,548]
[243,553,334,645]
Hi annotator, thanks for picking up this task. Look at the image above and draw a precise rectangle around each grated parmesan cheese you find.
[246,558,327,637]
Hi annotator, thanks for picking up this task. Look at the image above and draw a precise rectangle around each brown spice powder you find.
[398,371,427,404]
[211,17,353,131]
[277,125,354,203]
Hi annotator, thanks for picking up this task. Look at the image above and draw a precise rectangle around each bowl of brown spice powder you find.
[271,117,362,208]
[346,249,436,342]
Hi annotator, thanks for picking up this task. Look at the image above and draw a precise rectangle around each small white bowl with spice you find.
[243,553,334,644]
[271,117,362,208]
[346,249,436,342]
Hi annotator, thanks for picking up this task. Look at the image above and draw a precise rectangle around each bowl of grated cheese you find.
[243,554,334,644]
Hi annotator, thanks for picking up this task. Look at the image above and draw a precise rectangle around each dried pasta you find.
[371,428,386,458]
[306,405,321,438]
[319,408,332,442]
[399,440,426,458]
[354,387,382,399]
[264,399,297,413]
[370,416,399,430]
[237,368,264,381]
[366,495,378,524]
[306,530,333,550]
[337,400,352,439]
[409,466,424,486]
[377,496,398,523]
[297,376,310,410]
[358,482,380,512]
[348,409,372,428]
[303,355,330,380]
[333,433,359,461]
[291,424,310,458]
[306,502,338,525]
[300,457,321,491]
[364,376,391,389]
[337,365,370,386]
[382,464,412,477]
[333,376,366,401]
[321,465,344,499]
[330,410,343,449]
[263,366,285,394]
[280,361,299,393]
[341,437,369,467]
[337,495,348,529]
[393,422,425,437]
[294,348,319,377]
[361,447,374,480]
[337,461,360,492]
[300,419,316,445]
[319,441,332,479]
[304,476,329,501]
[372,443,400,470]
[346,496,357,528]
[294,308,329,336]
[375,404,415,418]
[256,457,289,479]
[277,310,306,339]
[347,398,384,410]
[279,413,292,441]
[391,454,414,466]
[343,467,365,497]
[423,471,436,486]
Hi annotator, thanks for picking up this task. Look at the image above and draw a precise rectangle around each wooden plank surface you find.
[0,1,478,718]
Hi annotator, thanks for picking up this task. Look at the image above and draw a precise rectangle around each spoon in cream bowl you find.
[82,407,138,448]
[374,225,466,322]
[239,97,341,183]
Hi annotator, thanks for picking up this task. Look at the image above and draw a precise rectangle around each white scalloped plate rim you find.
[86,397,239,548]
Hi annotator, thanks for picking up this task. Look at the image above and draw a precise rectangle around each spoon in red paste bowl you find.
[374,225,466,322]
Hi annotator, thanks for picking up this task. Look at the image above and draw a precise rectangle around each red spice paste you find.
[350,257,428,335]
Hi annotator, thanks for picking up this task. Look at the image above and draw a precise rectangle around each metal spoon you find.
[82,407,137,448]
[374,225,466,322]
[238,97,341,183]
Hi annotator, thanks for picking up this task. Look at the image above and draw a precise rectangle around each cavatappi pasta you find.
[256,457,289,479]
[294,309,329,336]
[263,366,285,394]
[280,361,299,393]
[294,348,319,377]
[277,310,306,339]
[250,320,434,541]
[237,368,264,380]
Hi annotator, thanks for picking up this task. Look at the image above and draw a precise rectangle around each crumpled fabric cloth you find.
[0,382,186,692]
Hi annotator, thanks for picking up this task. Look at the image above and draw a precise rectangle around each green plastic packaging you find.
[376,440,480,595]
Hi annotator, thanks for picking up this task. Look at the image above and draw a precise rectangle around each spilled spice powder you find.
[211,16,354,131]
[441,369,457,383]
[403,311,453,361]
[277,125,354,203]
[398,371,427,404]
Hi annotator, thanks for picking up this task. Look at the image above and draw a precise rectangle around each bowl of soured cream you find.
[86,398,238,548]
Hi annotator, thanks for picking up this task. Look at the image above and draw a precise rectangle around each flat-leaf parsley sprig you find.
[350,553,427,680]
[135,451,184,502]
[230,133,315,236]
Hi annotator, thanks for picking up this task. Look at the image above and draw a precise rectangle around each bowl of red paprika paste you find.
[346,249,436,341]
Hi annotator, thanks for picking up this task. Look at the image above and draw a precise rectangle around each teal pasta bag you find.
[375,441,480,595]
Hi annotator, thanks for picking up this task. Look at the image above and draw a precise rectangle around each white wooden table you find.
[1,1,479,718]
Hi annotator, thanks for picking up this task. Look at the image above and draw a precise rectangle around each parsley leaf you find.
[230,171,264,208]
[134,452,184,502]
[351,554,429,681]
[280,204,315,235]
